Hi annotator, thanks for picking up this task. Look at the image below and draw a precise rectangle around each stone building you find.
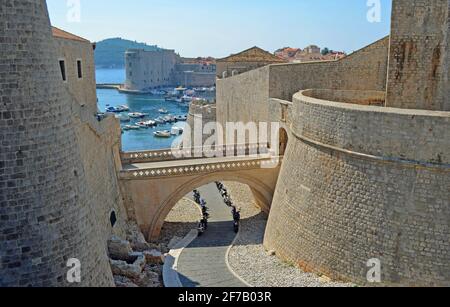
[216,46,287,79]
[217,0,450,286]
[52,27,98,113]
[123,49,216,92]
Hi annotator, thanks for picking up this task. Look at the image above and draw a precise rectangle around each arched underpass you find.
[118,145,282,287]
[119,150,281,241]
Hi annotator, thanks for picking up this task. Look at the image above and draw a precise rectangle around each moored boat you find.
[128,112,146,118]
[154,130,171,138]
[171,126,184,136]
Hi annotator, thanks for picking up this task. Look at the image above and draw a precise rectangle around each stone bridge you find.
[118,144,282,240]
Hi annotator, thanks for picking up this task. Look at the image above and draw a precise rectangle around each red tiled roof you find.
[52,26,90,43]
[217,47,287,63]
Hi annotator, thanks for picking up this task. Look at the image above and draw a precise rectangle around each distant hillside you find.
[94,38,162,68]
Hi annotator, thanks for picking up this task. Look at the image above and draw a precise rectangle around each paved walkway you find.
[176,183,247,288]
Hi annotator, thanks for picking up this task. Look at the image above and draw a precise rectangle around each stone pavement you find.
[176,183,247,287]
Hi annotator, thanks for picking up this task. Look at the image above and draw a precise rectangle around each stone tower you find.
[386,0,450,110]
[0,0,114,286]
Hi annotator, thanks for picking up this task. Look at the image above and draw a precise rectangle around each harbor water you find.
[96,68,215,152]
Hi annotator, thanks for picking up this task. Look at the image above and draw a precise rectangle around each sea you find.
[96,68,215,152]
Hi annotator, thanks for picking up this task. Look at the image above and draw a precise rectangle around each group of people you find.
[215,182,241,233]
[194,183,242,236]
[194,190,209,236]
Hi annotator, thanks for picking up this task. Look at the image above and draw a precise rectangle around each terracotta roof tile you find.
[217,47,287,63]
[52,27,90,43]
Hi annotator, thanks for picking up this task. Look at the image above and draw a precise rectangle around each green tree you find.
[321,47,330,55]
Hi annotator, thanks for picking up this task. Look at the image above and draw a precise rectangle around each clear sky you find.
[47,0,392,58]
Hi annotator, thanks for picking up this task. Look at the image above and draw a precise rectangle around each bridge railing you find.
[120,143,271,164]
[119,155,282,180]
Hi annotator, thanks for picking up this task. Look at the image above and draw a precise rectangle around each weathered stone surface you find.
[110,253,146,279]
[108,236,133,261]
[126,222,151,252]
[114,275,139,288]
[136,265,162,288]
[144,250,165,264]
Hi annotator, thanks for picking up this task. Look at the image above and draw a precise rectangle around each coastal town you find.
[0,0,449,292]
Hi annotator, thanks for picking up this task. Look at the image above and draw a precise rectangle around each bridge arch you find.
[149,172,274,240]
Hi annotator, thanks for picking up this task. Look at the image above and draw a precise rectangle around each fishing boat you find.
[154,117,166,125]
[128,112,146,119]
[123,125,141,131]
[163,115,177,123]
[154,130,171,138]
[181,95,193,103]
[117,105,130,112]
[144,120,157,127]
[136,122,150,129]
[176,114,188,121]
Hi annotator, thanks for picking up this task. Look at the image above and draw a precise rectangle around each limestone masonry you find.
[123,49,216,92]
[0,0,449,287]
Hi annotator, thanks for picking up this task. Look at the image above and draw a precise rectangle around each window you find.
[110,211,117,228]
[76,60,82,79]
[59,60,66,81]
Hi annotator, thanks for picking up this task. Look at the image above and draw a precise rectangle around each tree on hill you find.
[94,38,162,68]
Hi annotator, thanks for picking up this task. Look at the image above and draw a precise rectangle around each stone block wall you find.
[0,0,115,287]
[264,91,450,286]
[182,100,218,147]
[386,0,450,111]
[216,36,390,138]
[54,37,98,114]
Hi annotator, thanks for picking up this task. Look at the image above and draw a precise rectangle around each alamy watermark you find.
[67,0,81,23]
[169,116,282,169]
[367,0,381,23]
[67,258,81,283]
[366,258,382,283]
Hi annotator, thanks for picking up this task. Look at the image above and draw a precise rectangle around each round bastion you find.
[264,89,450,286]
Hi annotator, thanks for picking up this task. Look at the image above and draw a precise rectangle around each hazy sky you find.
[47,0,392,58]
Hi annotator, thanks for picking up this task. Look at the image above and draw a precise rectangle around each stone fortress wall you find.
[124,49,216,92]
[265,90,449,286]
[53,35,98,114]
[0,0,120,286]
[124,49,179,91]
[217,0,450,286]
[386,0,450,111]
[182,100,218,146]
[216,36,390,137]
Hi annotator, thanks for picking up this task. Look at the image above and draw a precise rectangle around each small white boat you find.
[154,117,166,124]
[144,120,157,127]
[136,122,149,129]
[171,126,184,136]
[154,130,171,138]
[117,105,130,112]
[181,95,193,103]
[123,125,141,131]
[163,115,177,123]
[158,108,169,114]
[128,112,146,118]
